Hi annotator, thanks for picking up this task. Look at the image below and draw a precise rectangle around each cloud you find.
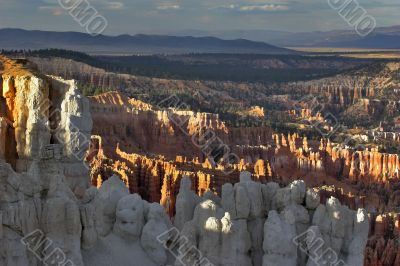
[39,6,64,16]
[215,2,289,12]
[105,1,124,10]
[41,0,124,11]
[239,4,289,11]
[2,0,399,34]
[157,3,181,10]
[217,4,239,10]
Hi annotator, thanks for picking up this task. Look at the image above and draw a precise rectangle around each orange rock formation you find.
[86,91,400,265]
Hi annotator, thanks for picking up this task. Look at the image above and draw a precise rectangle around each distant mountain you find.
[316,33,400,49]
[168,25,400,49]
[0,28,294,55]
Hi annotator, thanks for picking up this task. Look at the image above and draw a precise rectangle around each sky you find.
[0,0,399,35]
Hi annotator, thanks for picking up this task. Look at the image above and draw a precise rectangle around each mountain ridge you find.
[0,28,294,55]
[165,25,400,48]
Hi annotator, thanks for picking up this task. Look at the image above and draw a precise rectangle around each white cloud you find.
[41,0,124,11]
[213,2,289,12]
[239,4,289,11]
[39,6,64,16]
[157,3,181,10]
[219,4,239,9]
[105,1,124,10]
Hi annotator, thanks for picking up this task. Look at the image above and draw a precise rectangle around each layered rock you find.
[88,126,399,213]
[0,56,91,265]
[0,56,92,189]
[87,91,400,211]
[88,90,272,162]
[89,143,241,217]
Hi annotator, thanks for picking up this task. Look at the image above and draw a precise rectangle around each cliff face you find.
[89,91,273,161]
[287,63,399,105]
[0,56,92,189]
[89,142,245,217]
[272,134,400,186]
[0,56,94,266]
[0,57,48,170]
[89,131,400,213]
